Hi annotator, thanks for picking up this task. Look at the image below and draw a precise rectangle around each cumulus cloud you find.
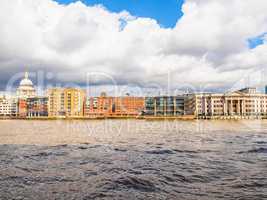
[0,0,267,93]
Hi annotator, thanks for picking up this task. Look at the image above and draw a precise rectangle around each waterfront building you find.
[18,99,27,117]
[0,95,18,116]
[47,88,85,117]
[47,88,64,116]
[84,95,113,117]
[16,72,36,99]
[63,88,85,117]
[27,97,48,117]
[144,96,185,116]
[112,96,145,116]
[84,94,145,117]
[185,88,267,117]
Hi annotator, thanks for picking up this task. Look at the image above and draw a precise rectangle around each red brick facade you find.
[84,96,145,117]
[18,99,27,118]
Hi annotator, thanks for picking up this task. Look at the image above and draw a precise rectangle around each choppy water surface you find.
[0,120,267,199]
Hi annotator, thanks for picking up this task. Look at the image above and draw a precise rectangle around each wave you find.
[114,148,128,152]
[254,141,267,144]
[172,149,214,154]
[113,176,157,192]
[238,147,267,154]
[145,149,175,155]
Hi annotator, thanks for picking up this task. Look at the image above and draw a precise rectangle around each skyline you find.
[0,0,267,92]
[2,70,267,120]
[2,70,267,98]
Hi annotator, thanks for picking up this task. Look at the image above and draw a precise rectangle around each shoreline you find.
[0,116,195,120]
[0,115,266,120]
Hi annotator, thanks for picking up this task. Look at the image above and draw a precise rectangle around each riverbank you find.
[0,115,196,120]
[0,115,267,120]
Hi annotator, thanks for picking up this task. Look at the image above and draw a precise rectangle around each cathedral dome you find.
[16,71,36,98]
[19,72,33,86]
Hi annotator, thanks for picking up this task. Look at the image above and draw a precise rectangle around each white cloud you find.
[0,0,267,93]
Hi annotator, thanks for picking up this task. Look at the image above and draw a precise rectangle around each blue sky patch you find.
[248,32,267,49]
[54,0,184,28]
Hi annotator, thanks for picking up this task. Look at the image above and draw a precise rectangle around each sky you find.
[0,0,267,95]
[55,0,184,28]
[248,33,267,49]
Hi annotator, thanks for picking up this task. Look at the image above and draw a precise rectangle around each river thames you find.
[0,120,267,199]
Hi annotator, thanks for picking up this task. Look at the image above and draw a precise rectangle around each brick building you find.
[84,95,145,117]
[18,99,27,118]
[27,97,48,117]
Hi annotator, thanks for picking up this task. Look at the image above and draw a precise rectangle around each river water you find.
[0,120,267,200]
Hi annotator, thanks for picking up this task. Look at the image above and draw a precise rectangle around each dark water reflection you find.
[0,120,267,199]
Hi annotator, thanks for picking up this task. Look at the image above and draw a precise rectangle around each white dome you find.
[20,78,33,86]
[16,71,36,99]
[19,72,33,86]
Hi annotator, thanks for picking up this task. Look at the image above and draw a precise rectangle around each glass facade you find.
[145,96,185,116]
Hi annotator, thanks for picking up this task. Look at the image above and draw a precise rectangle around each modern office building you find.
[186,88,267,117]
[27,97,48,117]
[144,96,185,116]
[47,88,85,117]
[16,72,36,99]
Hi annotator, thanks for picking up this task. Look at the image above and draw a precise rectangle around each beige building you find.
[186,88,267,117]
[47,88,85,117]
[0,95,18,116]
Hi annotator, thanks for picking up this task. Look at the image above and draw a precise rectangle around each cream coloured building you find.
[16,72,36,99]
[47,88,85,117]
[0,95,18,116]
[186,88,267,117]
